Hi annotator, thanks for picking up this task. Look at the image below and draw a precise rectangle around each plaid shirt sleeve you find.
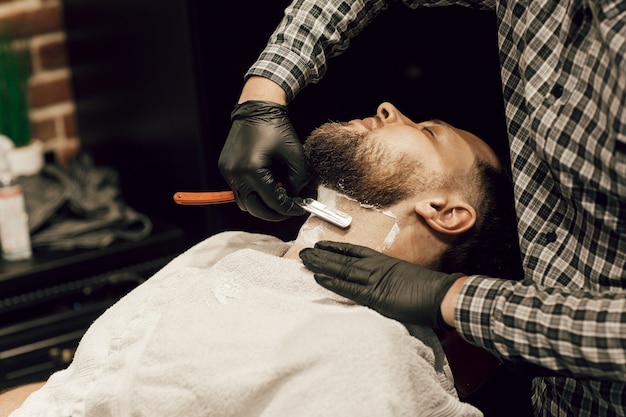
[245,0,493,101]
[456,276,626,380]
[456,1,626,415]
[246,0,389,102]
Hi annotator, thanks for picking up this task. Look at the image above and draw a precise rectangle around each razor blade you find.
[294,197,352,229]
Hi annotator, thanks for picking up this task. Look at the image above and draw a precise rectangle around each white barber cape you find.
[11,231,482,417]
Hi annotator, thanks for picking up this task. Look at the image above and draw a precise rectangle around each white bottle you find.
[0,145,32,261]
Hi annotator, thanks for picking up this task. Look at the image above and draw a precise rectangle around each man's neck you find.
[283,189,399,259]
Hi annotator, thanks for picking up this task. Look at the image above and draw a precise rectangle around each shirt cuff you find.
[246,45,315,103]
[454,275,511,353]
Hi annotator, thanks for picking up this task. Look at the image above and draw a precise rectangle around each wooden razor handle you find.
[173,191,235,205]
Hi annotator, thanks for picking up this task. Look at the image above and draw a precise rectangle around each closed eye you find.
[422,126,435,138]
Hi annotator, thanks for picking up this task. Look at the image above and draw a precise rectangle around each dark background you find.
[61,0,509,247]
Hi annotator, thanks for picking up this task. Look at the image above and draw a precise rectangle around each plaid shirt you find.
[247,0,626,415]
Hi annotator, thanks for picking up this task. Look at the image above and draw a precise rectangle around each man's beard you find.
[303,121,426,208]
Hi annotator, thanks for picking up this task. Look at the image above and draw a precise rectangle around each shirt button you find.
[551,84,564,99]
[545,231,557,244]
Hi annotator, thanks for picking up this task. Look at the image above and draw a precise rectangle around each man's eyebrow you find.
[427,119,446,125]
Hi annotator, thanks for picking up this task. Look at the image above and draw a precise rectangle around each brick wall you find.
[0,0,79,163]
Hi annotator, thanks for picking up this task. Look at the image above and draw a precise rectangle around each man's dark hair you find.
[437,160,524,281]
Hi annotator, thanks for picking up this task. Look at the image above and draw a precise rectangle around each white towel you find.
[11,231,482,417]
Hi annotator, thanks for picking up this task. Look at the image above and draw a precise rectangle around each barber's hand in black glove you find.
[299,241,465,329]
[218,100,308,221]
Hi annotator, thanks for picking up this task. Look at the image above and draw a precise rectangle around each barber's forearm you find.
[238,76,287,105]
[440,276,470,328]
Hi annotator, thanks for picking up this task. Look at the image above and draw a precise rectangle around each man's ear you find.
[414,196,476,235]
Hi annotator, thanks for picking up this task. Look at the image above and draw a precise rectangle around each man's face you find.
[303,102,499,208]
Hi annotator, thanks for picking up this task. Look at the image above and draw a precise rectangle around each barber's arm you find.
[218,0,388,221]
[299,241,626,381]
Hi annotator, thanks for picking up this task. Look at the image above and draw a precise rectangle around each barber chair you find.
[437,330,533,417]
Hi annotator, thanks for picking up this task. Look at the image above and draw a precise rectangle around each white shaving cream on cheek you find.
[379,210,400,251]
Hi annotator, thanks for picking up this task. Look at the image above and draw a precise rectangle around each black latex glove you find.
[299,241,465,329]
[218,100,308,221]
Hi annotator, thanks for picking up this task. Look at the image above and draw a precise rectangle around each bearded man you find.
[3,102,520,417]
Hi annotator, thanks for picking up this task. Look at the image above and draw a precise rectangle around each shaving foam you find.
[381,222,400,251]
[295,221,325,247]
[298,187,401,250]
[316,187,340,208]
[379,210,400,251]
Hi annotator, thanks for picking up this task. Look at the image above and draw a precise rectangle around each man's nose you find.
[376,102,401,125]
